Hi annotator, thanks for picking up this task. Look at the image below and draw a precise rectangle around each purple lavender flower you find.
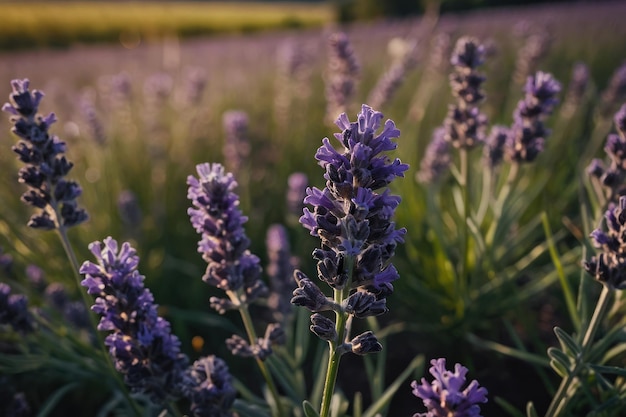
[417,128,452,184]
[411,358,488,417]
[0,283,34,333]
[325,32,360,124]
[266,224,297,322]
[584,196,626,290]
[79,237,188,402]
[296,104,407,348]
[78,88,106,145]
[482,125,509,169]
[600,61,626,116]
[185,356,236,417]
[188,163,282,359]
[444,37,488,149]
[3,79,88,229]
[222,110,251,173]
[586,104,626,198]
[287,172,309,219]
[561,62,590,118]
[505,71,561,163]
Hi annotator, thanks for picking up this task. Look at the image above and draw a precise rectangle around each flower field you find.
[2,1,626,416]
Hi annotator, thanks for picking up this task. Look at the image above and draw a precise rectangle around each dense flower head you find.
[187,163,264,298]
[444,37,488,149]
[325,32,360,123]
[482,125,509,169]
[3,79,88,229]
[0,283,34,333]
[79,237,188,402]
[411,358,488,417]
[185,356,236,417]
[297,105,406,349]
[583,196,626,290]
[505,71,561,163]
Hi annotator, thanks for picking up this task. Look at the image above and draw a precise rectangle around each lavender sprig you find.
[295,104,407,417]
[505,71,561,163]
[0,283,34,334]
[411,358,488,417]
[3,79,88,230]
[80,237,189,403]
[325,32,360,124]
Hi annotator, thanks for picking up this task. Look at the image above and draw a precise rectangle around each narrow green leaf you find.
[302,401,319,417]
[353,391,363,417]
[554,327,582,356]
[589,364,626,378]
[493,397,526,417]
[466,333,550,367]
[36,382,79,417]
[549,359,568,378]
[232,399,272,417]
[542,212,580,330]
[526,401,539,417]
[547,347,573,372]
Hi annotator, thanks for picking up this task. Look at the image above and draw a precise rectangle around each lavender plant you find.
[293,104,408,417]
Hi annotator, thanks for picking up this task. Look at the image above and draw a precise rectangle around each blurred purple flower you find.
[505,71,561,163]
[222,110,250,173]
[325,32,360,124]
[411,358,488,417]
[417,128,452,183]
[266,224,297,322]
[482,125,509,169]
[0,283,34,333]
[79,237,188,402]
[185,356,236,417]
[3,79,88,229]
[286,172,308,219]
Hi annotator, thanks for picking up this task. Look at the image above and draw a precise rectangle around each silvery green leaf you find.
[554,326,581,356]
[302,401,319,417]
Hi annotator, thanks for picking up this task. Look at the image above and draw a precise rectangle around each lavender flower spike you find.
[3,79,88,229]
[505,71,561,163]
[0,283,34,333]
[79,237,188,402]
[185,356,236,417]
[297,103,407,339]
[411,358,488,417]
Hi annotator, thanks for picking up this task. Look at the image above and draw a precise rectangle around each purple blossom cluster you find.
[2,79,88,230]
[0,283,34,334]
[294,104,407,354]
[443,36,488,149]
[411,358,488,417]
[184,356,237,417]
[587,104,626,198]
[187,163,281,359]
[503,71,561,163]
[583,196,626,290]
[79,237,189,402]
[325,32,360,123]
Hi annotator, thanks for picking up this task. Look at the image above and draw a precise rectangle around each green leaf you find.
[302,400,320,417]
[589,364,626,378]
[36,382,79,417]
[547,347,573,371]
[554,327,582,356]
[549,358,568,378]
[494,397,526,417]
[526,401,539,417]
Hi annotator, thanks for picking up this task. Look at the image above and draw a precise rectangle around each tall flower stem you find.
[458,147,470,313]
[544,285,611,417]
[320,287,348,417]
[230,291,284,417]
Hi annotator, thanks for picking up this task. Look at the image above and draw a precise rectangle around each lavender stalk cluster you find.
[80,237,189,402]
[0,283,34,333]
[411,358,488,417]
[443,36,488,149]
[499,71,561,164]
[2,79,88,230]
[222,110,251,173]
[294,104,408,354]
[187,163,282,359]
[185,356,237,417]
[583,195,626,290]
[325,32,360,124]
[417,128,452,184]
[587,104,626,198]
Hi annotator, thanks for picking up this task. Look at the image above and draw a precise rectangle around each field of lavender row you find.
[2,1,626,416]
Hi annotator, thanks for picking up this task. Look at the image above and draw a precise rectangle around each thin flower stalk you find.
[295,104,407,417]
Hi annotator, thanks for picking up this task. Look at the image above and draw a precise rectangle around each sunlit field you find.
[2,1,626,416]
[0,1,333,49]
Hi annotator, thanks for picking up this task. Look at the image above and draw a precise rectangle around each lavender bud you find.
[349,331,382,355]
[344,290,387,318]
[266,224,296,320]
[291,271,332,312]
[600,61,626,116]
[482,125,509,169]
[411,358,488,417]
[310,313,337,342]
[225,335,255,358]
[209,297,236,315]
[287,172,308,218]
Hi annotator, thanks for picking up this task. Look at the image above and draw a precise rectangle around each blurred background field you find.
[2,0,626,415]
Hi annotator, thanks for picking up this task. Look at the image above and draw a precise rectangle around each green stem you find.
[235,297,285,417]
[319,287,348,417]
[544,285,611,417]
[458,147,470,314]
